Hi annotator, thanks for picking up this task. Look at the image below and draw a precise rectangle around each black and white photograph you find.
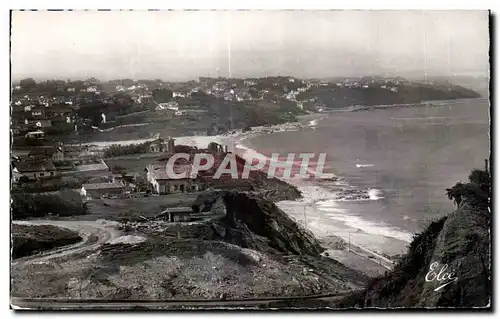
[8,8,491,310]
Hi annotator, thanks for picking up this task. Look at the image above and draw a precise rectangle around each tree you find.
[446,182,465,207]
[152,88,173,103]
[446,165,491,209]
[19,78,37,90]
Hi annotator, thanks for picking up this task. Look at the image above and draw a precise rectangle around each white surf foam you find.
[356,164,375,168]
[308,119,318,127]
[368,188,384,200]
[323,211,413,243]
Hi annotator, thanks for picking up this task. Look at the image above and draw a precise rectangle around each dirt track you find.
[11,219,123,266]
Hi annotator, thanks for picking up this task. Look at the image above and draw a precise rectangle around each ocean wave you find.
[356,163,375,168]
[324,212,413,243]
[308,119,318,127]
[316,188,385,202]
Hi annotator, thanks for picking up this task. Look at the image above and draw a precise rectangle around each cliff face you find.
[193,191,324,256]
[416,202,491,307]
[337,201,491,308]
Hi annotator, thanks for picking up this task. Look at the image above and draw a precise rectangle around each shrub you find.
[11,190,88,220]
[103,142,150,158]
[446,167,491,209]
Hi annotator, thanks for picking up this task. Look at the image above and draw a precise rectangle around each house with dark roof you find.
[34,119,52,128]
[145,164,205,195]
[28,146,64,162]
[25,130,45,139]
[80,182,125,199]
[12,159,57,181]
[158,207,193,222]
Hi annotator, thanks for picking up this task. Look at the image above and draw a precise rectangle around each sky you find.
[11,10,490,81]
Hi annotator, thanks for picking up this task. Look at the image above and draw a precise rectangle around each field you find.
[73,193,201,221]
[104,153,163,173]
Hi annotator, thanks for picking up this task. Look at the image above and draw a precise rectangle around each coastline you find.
[69,109,409,275]
[227,113,398,275]
[62,98,485,275]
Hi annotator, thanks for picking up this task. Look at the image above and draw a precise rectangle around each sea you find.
[236,98,490,257]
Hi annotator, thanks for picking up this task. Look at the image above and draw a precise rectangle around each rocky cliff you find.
[193,191,324,256]
[336,168,491,309]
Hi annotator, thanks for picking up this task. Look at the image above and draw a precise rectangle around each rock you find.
[212,224,227,238]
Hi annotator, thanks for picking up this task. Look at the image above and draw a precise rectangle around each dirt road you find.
[11,219,123,266]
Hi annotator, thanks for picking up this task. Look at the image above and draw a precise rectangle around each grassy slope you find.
[12,224,82,259]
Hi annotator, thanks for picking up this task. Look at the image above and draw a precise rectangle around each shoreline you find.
[50,100,478,274]
[227,115,400,275]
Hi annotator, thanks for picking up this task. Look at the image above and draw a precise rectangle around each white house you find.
[86,86,98,93]
[35,120,51,128]
[173,92,186,98]
[25,130,45,139]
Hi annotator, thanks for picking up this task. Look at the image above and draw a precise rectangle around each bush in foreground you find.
[11,190,88,220]
[11,224,82,259]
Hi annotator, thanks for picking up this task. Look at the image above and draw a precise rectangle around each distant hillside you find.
[299,83,480,109]
[424,75,489,98]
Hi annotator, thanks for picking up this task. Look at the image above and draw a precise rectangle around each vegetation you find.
[103,142,151,158]
[12,177,83,193]
[12,224,82,259]
[110,164,127,175]
[298,85,481,109]
[11,190,88,220]
[44,123,74,135]
[446,164,491,209]
[152,88,173,103]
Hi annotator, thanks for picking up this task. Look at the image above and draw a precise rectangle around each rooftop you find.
[161,207,193,214]
[29,146,63,157]
[82,182,125,190]
[14,159,56,173]
[147,163,196,180]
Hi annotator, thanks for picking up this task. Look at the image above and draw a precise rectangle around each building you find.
[149,138,169,153]
[244,80,257,87]
[159,207,193,222]
[25,130,45,139]
[145,164,204,195]
[172,92,186,98]
[30,107,45,118]
[80,182,125,199]
[28,146,64,162]
[35,120,52,128]
[12,159,57,181]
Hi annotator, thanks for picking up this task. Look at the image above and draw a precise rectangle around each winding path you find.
[11,219,123,266]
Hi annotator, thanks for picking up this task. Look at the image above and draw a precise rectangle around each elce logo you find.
[425,262,458,292]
